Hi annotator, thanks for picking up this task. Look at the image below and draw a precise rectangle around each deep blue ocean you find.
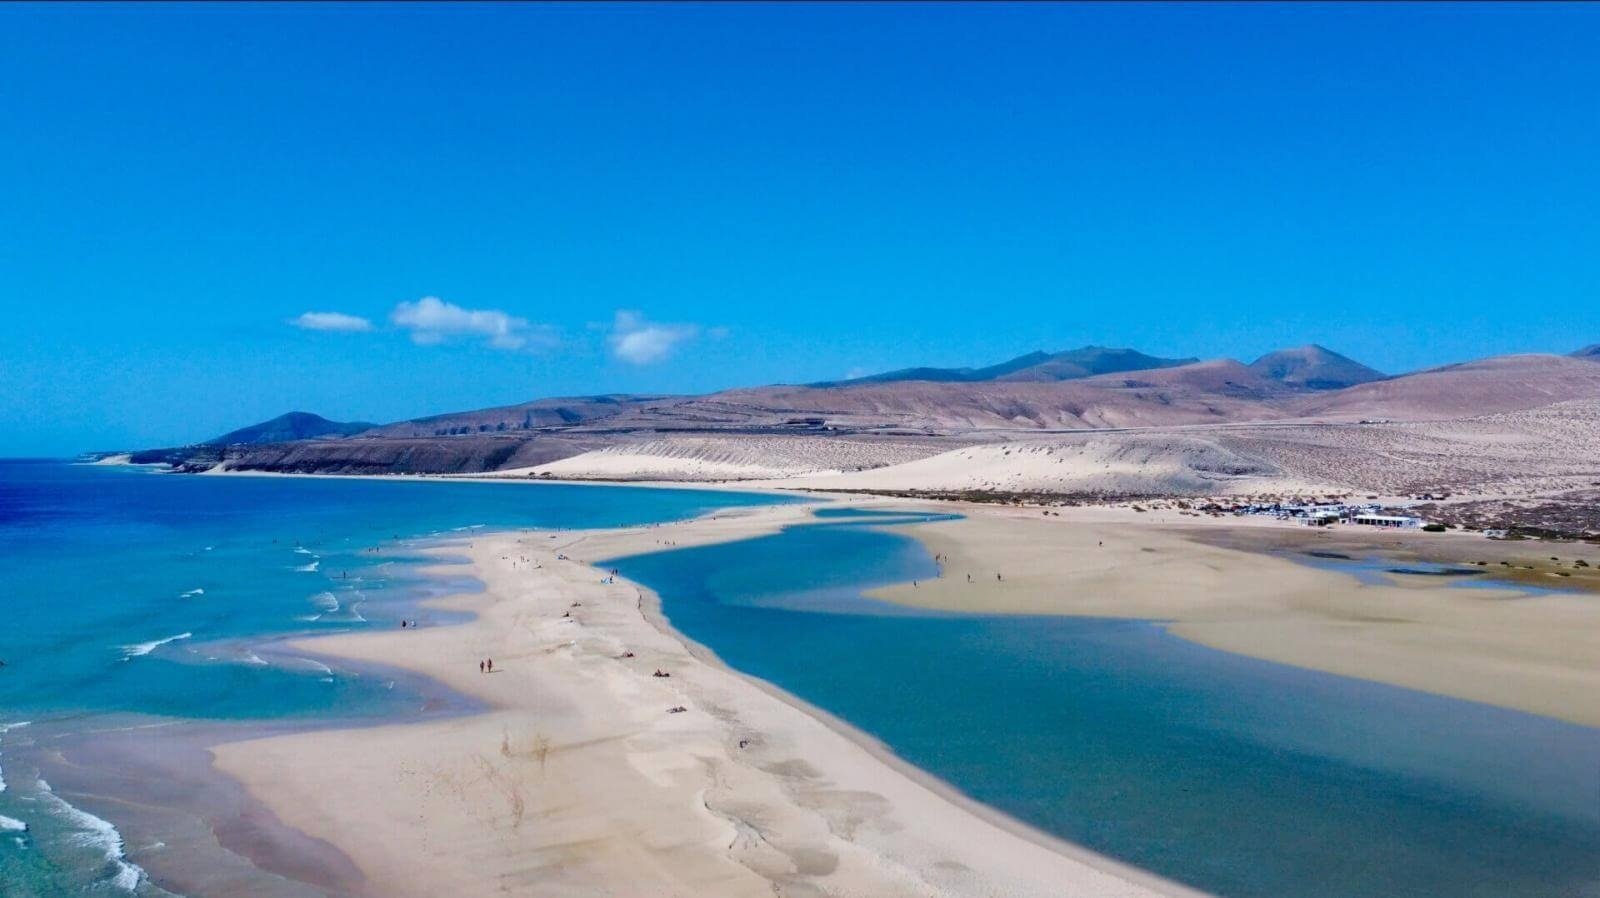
[0,460,787,896]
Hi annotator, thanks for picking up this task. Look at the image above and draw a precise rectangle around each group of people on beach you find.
[478,658,494,673]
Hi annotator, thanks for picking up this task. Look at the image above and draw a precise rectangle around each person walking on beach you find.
[479,660,485,673]
[486,658,494,673]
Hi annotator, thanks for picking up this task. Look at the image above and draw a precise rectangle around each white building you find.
[1352,514,1422,529]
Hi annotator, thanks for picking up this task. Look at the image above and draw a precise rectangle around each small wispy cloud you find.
[291,311,373,333]
[608,310,702,365]
[390,296,555,351]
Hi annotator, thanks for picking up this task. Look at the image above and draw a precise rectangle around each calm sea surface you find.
[0,460,788,896]
[608,510,1600,898]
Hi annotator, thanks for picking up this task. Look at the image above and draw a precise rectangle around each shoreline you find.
[209,501,1188,897]
[18,629,487,898]
[52,472,1599,894]
[865,503,1600,728]
[612,532,1200,898]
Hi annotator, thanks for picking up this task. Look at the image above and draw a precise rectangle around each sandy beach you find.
[211,501,1184,898]
[202,489,1600,896]
[870,504,1600,728]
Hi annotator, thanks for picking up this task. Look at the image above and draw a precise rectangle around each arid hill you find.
[132,346,1600,517]
[1246,344,1385,391]
[361,395,684,439]
[1290,354,1600,421]
[812,346,1197,387]
[208,411,373,445]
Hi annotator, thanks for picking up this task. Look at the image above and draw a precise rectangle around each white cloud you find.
[291,311,373,333]
[390,296,554,351]
[608,310,701,365]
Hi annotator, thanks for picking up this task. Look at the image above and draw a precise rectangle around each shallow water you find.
[0,461,790,895]
[608,516,1600,898]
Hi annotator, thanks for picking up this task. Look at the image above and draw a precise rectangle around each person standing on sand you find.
[479,660,484,673]
[487,658,494,673]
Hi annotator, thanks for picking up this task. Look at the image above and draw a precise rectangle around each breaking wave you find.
[120,632,192,659]
[38,779,145,891]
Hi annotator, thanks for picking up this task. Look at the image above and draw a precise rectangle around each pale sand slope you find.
[517,435,953,483]
[768,437,1337,496]
[522,399,1600,500]
[870,505,1600,727]
[212,503,1178,898]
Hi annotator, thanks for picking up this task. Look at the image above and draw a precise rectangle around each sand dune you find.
[518,435,952,482]
[774,435,1325,496]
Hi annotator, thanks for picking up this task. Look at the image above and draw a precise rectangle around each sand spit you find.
[870,504,1600,728]
[212,503,1178,898]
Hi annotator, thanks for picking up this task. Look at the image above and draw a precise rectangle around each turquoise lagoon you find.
[607,510,1600,898]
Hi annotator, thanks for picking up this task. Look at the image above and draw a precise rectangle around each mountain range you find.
[129,342,1600,478]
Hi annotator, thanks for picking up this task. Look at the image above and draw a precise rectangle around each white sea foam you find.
[294,560,320,573]
[38,779,145,891]
[293,546,314,555]
[0,814,27,832]
[299,658,334,676]
[179,588,205,598]
[310,592,340,613]
[0,720,28,795]
[120,632,192,659]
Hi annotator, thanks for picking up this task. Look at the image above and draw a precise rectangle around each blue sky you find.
[3,2,1598,455]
